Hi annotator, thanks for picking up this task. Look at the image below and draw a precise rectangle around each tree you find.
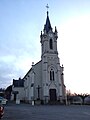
[5,85,12,100]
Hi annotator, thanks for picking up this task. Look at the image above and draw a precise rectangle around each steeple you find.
[44,5,52,33]
[40,4,58,56]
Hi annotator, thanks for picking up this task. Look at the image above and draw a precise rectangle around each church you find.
[11,9,66,104]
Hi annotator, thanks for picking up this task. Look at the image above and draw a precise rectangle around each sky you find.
[0,0,90,94]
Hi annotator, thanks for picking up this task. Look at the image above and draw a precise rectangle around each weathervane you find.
[46,4,49,11]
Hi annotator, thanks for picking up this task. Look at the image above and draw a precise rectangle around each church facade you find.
[11,11,66,104]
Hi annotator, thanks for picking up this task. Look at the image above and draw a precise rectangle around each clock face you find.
[49,33,53,37]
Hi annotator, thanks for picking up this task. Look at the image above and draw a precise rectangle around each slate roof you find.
[44,11,52,33]
[13,78,24,87]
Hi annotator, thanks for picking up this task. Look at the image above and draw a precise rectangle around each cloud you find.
[0,27,41,88]
[57,14,90,93]
[0,52,34,87]
[0,60,15,88]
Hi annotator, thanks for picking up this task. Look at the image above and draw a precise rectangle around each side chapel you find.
[11,8,66,104]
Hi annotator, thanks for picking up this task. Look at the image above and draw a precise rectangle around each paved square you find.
[3,103,90,120]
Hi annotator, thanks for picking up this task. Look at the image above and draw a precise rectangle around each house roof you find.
[13,78,24,87]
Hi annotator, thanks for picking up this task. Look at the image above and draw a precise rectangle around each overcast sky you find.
[0,0,90,94]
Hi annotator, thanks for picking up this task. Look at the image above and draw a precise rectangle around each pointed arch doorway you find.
[49,89,57,101]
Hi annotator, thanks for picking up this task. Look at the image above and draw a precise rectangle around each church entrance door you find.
[49,89,57,101]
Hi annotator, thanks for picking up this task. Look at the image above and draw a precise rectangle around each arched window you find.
[50,69,54,81]
[49,39,53,49]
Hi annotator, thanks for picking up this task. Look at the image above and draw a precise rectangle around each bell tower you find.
[40,11,58,57]
[40,6,65,103]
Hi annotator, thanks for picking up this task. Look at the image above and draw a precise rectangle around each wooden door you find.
[49,89,57,101]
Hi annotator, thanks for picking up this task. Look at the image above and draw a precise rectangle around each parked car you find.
[0,96,7,104]
[0,104,4,119]
[84,96,90,105]
[72,96,83,105]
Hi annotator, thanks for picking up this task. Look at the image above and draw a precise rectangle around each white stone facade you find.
[11,86,25,101]
[12,11,66,104]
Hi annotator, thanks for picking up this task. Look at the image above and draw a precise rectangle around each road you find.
[2,103,90,120]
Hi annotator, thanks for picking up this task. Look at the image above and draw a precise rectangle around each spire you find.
[44,4,52,33]
[55,26,57,33]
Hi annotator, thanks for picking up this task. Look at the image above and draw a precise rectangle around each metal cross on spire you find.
[46,4,49,11]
